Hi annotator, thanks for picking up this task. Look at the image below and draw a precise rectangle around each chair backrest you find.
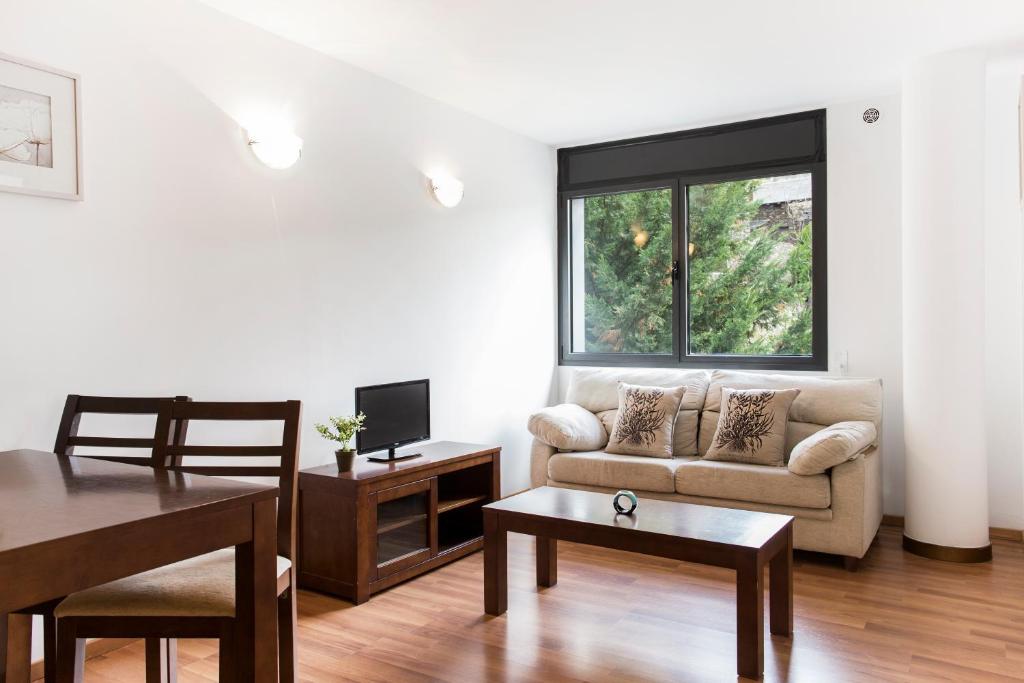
[53,395,192,465]
[152,399,302,561]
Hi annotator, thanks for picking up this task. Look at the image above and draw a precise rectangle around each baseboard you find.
[30,638,135,681]
[881,515,1023,543]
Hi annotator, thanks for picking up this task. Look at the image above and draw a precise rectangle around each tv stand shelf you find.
[437,494,488,514]
[297,441,501,604]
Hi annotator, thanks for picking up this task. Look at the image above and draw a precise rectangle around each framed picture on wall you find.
[0,52,82,200]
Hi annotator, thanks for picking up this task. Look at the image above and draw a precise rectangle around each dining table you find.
[0,449,280,682]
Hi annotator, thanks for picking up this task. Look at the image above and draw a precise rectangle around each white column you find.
[902,49,991,554]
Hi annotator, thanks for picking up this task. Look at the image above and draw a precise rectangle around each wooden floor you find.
[75,527,1024,682]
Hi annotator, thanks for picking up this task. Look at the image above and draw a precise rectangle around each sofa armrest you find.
[829,446,883,558]
[530,438,557,489]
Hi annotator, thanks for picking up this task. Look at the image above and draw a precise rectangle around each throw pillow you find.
[605,383,687,458]
[788,421,877,475]
[704,387,801,466]
[527,404,608,452]
[596,409,617,436]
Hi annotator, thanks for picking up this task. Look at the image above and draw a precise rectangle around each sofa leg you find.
[843,556,860,572]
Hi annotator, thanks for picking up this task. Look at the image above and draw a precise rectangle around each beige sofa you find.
[530,368,883,566]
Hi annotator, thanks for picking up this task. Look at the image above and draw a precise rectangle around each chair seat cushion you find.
[54,549,291,618]
[548,450,696,493]
[675,460,831,509]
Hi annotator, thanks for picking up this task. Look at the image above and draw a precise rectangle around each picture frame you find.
[0,52,82,200]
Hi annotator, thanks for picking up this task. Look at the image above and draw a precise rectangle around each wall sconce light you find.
[247,129,303,169]
[429,173,464,208]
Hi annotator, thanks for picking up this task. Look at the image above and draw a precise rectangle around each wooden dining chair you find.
[53,399,302,683]
[3,395,191,683]
[54,394,192,464]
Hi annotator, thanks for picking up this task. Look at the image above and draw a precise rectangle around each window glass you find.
[687,174,813,356]
[569,188,673,354]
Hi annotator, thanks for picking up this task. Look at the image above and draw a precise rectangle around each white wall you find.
[0,0,557,482]
[0,0,556,657]
[985,59,1024,530]
[826,96,904,516]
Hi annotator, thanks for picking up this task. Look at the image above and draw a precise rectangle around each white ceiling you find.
[201,0,1024,146]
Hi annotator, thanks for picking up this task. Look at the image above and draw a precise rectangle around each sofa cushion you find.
[567,368,710,456]
[675,459,831,509]
[606,383,686,458]
[704,370,882,432]
[704,388,800,466]
[548,450,696,493]
[788,421,877,475]
[528,403,608,452]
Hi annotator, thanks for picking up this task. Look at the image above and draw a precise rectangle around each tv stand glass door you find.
[372,478,436,578]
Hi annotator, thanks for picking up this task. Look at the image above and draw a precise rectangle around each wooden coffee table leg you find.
[484,509,507,616]
[736,552,764,679]
[769,524,793,637]
[536,537,557,588]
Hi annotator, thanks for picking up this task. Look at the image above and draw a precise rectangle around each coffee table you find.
[482,486,794,679]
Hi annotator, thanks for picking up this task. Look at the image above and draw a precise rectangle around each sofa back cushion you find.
[698,370,882,460]
[566,368,711,456]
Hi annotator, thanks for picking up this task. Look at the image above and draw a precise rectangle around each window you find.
[569,186,674,355]
[687,174,813,357]
[558,111,826,370]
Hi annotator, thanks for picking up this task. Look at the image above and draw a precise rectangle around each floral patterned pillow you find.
[605,383,687,459]
[704,388,801,466]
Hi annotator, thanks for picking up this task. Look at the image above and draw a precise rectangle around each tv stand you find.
[368,447,422,463]
[298,441,501,604]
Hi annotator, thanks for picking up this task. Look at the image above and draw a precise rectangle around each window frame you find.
[557,112,827,371]
[559,178,682,367]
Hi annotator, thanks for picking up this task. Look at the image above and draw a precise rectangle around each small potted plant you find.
[315,412,367,472]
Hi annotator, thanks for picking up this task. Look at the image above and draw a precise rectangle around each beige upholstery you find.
[676,460,831,509]
[704,370,882,433]
[551,449,879,557]
[532,369,884,559]
[55,549,292,618]
[566,368,710,456]
[548,449,697,493]
[789,421,877,475]
[531,438,558,490]
[528,403,608,451]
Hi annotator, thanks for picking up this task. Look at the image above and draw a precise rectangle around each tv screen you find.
[355,379,430,454]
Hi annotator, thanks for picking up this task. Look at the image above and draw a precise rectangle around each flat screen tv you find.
[355,379,429,462]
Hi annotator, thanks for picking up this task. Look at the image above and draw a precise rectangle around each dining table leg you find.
[235,498,279,683]
[2,613,32,683]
